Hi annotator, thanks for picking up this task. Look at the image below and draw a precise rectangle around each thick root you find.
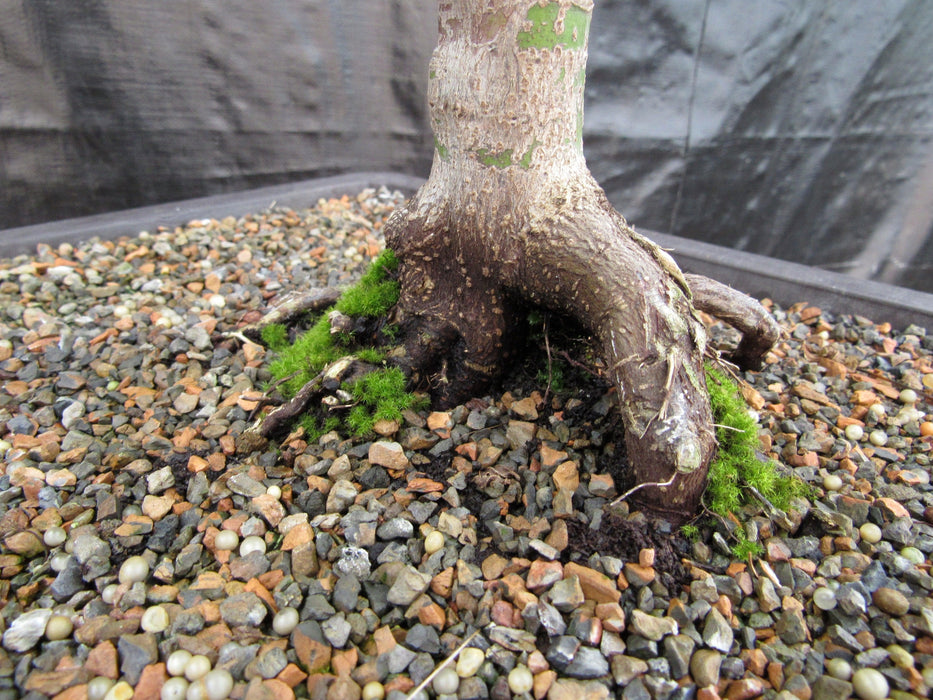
[257,357,374,438]
[686,274,782,371]
[239,287,342,342]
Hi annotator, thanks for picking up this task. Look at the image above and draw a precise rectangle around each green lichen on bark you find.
[516,3,590,50]
[475,148,515,168]
[475,141,539,169]
[434,136,450,162]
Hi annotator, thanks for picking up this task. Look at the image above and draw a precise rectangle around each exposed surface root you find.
[239,287,342,342]
[686,273,782,370]
[256,358,375,438]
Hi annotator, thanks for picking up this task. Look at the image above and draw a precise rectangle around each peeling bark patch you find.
[517,3,590,50]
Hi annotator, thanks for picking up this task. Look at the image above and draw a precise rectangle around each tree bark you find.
[384,0,772,520]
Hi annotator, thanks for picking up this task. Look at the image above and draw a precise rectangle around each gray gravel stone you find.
[406,623,441,654]
[1,610,51,653]
[563,646,609,679]
[335,545,372,579]
[386,565,431,606]
[321,613,352,648]
[702,608,733,652]
[117,633,158,685]
[332,574,361,613]
[220,592,268,627]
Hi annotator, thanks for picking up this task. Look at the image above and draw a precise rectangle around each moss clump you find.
[679,523,700,541]
[263,249,421,437]
[268,316,341,397]
[260,323,289,351]
[335,249,399,318]
[267,249,401,398]
[704,363,809,557]
[346,367,427,435]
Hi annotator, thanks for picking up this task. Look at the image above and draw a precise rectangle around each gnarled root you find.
[686,274,782,371]
[239,287,342,342]
[257,357,374,438]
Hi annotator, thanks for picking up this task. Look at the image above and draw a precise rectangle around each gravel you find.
[0,187,931,699]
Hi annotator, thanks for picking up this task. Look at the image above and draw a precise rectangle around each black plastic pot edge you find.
[2,171,931,333]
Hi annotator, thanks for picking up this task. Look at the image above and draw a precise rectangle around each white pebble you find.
[119,555,149,584]
[161,677,189,700]
[851,667,889,700]
[272,607,300,636]
[361,681,385,700]
[184,654,212,682]
[209,294,226,309]
[900,546,925,565]
[141,605,170,633]
[266,484,282,499]
[812,586,837,611]
[456,647,485,677]
[200,669,234,700]
[214,530,239,551]
[508,665,534,694]
[50,552,72,573]
[87,677,114,700]
[825,657,852,680]
[433,667,460,695]
[822,474,843,492]
[860,522,883,544]
[867,403,886,419]
[45,614,73,641]
[844,424,864,442]
[239,535,266,557]
[868,429,887,446]
[43,526,67,547]
[424,530,445,555]
[899,388,918,404]
[101,583,120,605]
[167,649,193,676]
[103,681,134,700]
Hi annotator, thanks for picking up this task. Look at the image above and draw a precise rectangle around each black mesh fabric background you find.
[2,1,932,290]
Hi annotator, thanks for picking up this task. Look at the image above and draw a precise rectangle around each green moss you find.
[731,535,764,560]
[536,360,566,393]
[263,251,425,438]
[680,523,700,541]
[704,363,810,557]
[269,316,340,396]
[267,250,399,399]
[336,249,400,318]
[260,323,289,350]
[341,367,427,436]
[355,347,386,364]
[300,414,340,443]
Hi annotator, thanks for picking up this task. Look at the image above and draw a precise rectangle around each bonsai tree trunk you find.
[384,0,776,521]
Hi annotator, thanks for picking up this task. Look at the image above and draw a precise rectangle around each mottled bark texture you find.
[384,0,776,520]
